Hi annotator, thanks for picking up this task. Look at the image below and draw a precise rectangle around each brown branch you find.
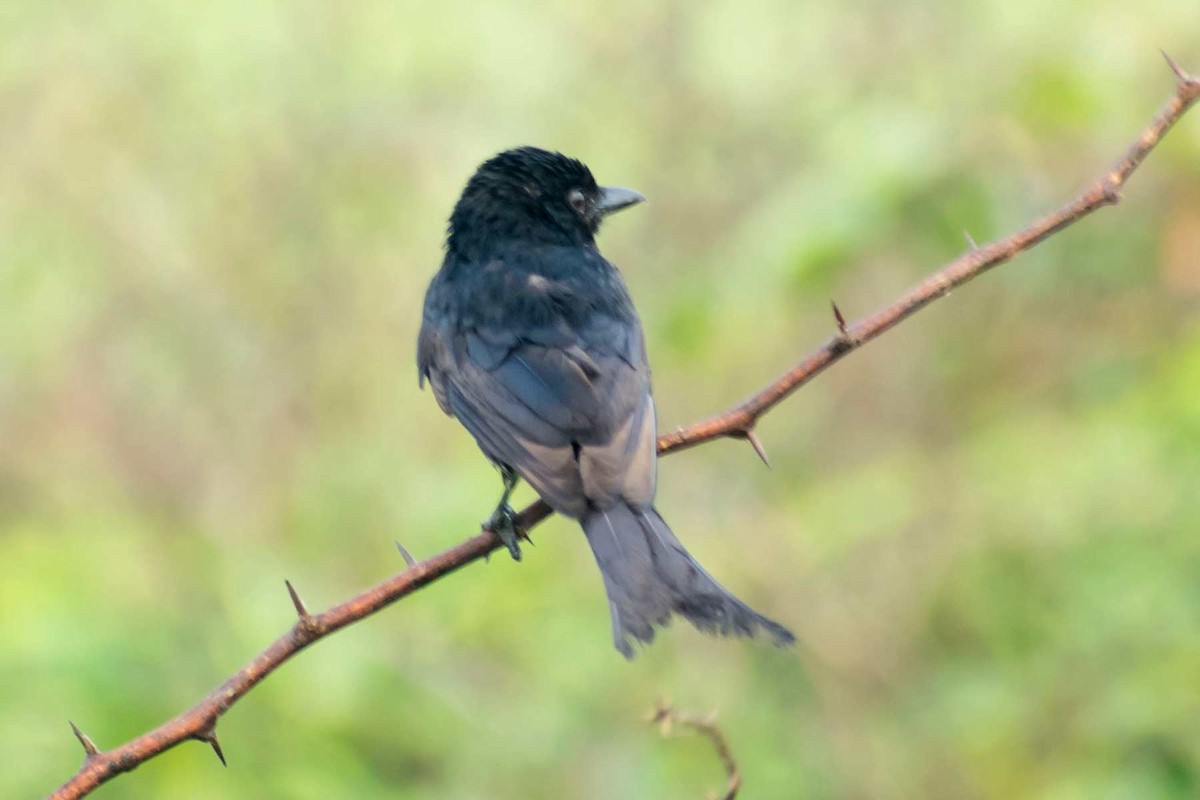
[47,59,1199,800]
[649,702,741,800]
[658,55,1200,458]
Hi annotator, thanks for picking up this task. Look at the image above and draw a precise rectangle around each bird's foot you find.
[484,503,523,561]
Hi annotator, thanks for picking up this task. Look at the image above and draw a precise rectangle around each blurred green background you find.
[3,2,1199,798]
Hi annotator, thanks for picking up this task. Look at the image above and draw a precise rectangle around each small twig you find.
[46,60,1200,800]
[649,702,741,800]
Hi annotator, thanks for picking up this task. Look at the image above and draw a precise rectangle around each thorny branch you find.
[47,58,1200,799]
[649,702,742,800]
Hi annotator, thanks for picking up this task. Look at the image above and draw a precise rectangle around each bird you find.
[417,146,794,657]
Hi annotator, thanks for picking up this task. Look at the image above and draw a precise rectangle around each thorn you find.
[394,541,417,568]
[648,700,675,736]
[744,429,771,468]
[1162,49,1190,84]
[646,697,671,725]
[1101,176,1123,205]
[69,721,99,758]
[284,579,309,619]
[195,726,227,767]
[830,300,848,336]
[206,735,227,767]
[963,230,979,251]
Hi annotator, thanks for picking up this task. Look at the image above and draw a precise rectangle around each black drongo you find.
[418,147,793,657]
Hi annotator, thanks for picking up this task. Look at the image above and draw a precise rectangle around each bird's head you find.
[447,147,644,255]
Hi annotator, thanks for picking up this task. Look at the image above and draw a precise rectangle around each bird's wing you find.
[417,318,452,414]
[431,314,654,518]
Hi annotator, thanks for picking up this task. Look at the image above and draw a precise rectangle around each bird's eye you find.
[568,189,587,214]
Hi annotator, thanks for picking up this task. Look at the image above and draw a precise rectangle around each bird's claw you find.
[484,504,523,561]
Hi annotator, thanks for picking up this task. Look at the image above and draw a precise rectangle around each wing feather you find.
[432,318,653,519]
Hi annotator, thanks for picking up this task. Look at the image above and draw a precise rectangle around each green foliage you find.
[2,2,1198,798]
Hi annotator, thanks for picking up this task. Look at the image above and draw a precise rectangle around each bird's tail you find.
[581,503,795,658]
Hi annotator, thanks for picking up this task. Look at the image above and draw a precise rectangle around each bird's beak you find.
[595,186,645,216]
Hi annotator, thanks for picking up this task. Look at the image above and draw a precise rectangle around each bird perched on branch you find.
[418,147,793,657]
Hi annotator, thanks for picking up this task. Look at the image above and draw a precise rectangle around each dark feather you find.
[417,147,792,655]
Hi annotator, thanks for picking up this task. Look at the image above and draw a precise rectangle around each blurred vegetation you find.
[2,2,1199,798]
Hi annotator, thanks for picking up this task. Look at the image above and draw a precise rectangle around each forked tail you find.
[581,503,795,657]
